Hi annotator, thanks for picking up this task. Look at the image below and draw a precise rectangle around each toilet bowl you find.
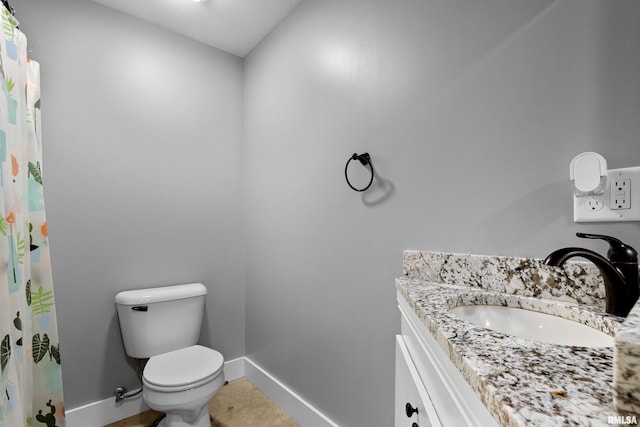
[142,345,225,427]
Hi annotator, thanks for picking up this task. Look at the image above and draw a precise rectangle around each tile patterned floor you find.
[104,378,300,427]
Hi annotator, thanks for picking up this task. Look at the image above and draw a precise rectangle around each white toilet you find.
[115,283,225,427]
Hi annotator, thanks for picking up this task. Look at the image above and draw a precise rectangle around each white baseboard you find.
[221,356,246,383]
[66,390,148,427]
[65,356,338,427]
[244,357,340,427]
[65,357,245,427]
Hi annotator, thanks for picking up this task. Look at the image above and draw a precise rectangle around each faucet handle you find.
[577,232,638,263]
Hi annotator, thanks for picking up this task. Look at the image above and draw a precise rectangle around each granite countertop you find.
[397,277,624,427]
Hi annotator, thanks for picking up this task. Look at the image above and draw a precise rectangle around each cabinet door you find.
[395,336,441,427]
[398,293,499,426]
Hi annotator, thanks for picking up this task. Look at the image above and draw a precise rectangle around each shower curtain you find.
[0,5,66,427]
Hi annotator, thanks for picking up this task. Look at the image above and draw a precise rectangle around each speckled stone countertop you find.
[614,304,640,416]
[397,250,640,426]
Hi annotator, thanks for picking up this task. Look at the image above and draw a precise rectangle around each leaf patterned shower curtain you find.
[0,5,66,427]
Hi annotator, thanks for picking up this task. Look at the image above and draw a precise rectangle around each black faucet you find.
[543,232,639,317]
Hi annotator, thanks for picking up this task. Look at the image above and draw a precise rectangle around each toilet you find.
[115,283,224,427]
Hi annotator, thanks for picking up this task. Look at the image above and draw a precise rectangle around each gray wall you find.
[19,0,245,408]
[244,0,640,426]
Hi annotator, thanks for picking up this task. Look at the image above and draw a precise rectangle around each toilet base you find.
[155,405,211,427]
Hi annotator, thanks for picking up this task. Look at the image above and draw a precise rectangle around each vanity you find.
[395,251,640,427]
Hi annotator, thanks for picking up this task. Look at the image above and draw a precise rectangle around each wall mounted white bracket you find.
[572,154,640,222]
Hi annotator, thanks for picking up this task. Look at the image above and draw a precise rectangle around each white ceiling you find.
[90,0,302,57]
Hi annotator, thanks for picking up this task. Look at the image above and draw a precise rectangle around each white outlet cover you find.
[573,166,640,222]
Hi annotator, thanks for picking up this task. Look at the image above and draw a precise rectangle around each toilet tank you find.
[115,283,207,359]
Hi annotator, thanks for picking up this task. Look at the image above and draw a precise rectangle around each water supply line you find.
[114,386,142,403]
[113,358,145,403]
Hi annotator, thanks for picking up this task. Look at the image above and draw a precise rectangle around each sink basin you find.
[449,305,613,347]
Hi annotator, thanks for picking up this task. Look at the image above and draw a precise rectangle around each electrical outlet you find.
[574,166,640,222]
[611,179,631,210]
[585,197,604,211]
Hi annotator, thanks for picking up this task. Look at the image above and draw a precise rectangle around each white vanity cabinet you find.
[395,291,499,427]
[395,335,441,427]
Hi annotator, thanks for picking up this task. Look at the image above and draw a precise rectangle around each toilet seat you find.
[143,345,224,392]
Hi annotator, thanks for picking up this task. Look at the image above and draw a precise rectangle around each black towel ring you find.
[345,153,375,192]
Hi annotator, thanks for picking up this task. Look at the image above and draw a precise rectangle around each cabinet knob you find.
[412,423,419,427]
[405,402,419,417]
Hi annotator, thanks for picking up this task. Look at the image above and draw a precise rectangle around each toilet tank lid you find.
[115,283,207,305]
